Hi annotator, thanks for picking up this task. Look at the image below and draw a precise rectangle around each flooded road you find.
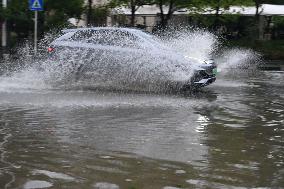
[0,70,283,189]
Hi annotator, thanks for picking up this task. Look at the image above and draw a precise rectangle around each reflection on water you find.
[0,71,283,188]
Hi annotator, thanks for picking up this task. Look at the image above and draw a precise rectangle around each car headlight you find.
[184,56,215,65]
[204,59,215,64]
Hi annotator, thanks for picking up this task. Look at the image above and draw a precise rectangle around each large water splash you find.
[159,27,219,61]
[215,48,262,72]
[0,27,261,93]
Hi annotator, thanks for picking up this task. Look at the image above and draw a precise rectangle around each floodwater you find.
[0,69,283,189]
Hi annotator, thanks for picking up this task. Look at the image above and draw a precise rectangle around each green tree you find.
[109,0,153,27]
[87,6,109,26]
[247,0,273,40]
[45,0,84,30]
[253,0,265,17]
[251,0,284,17]
[6,0,33,38]
[4,0,84,47]
[154,0,193,28]
[87,0,93,25]
[268,0,284,4]
[0,6,5,22]
[198,0,252,28]
[86,0,109,26]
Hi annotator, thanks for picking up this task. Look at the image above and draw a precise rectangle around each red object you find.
[48,47,54,52]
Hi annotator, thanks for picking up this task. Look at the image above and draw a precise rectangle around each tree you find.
[248,0,268,40]
[45,0,84,30]
[154,0,192,28]
[0,6,5,22]
[6,0,84,32]
[87,0,93,25]
[198,0,252,29]
[87,5,109,26]
[249,0,284,39]
[253,0,265,17]
[110,0,153,27]
[3,0,84,48]
[268,0,284,4]
[6,0,34,38]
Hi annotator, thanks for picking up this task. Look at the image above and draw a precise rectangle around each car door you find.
[78,29,150,84]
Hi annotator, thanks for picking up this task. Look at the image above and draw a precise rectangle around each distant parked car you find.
[47,27,217,90]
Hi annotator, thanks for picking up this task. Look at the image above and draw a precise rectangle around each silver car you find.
[47,27,217,90]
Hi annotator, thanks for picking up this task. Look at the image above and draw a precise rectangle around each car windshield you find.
[69,29,142,48]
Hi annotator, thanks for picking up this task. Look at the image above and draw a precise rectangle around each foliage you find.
[183,0,253,31]
[228,39,284,59]
[3,0,284,49]
[109,0,153,9]
[273,16,284,29]
[198,0,253,11]
[87,6,110,26]
[268,0,284,4]
[5,0,84,38]
[6,0,34,37]
[109,0,154,26]
[153,0,196,28]
[0,6,5,22]
[45,0,84,30]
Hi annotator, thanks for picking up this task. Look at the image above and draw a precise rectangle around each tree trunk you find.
[255,0,262,40]
[166,0,174,22]
[158,0,174,28]
[158,0,165,27]
[87,0,93,26]
[213,0,220,29]
[255,1,260,17]
[130,0,136,27]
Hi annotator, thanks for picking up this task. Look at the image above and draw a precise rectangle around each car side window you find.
[70,30,95,42]
[86,30,114,45]
[69,29,143,48]
[103,30,139,48]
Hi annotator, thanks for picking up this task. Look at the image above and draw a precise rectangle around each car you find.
[47,27,217,91]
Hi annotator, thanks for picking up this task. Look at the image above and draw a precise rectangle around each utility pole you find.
[1,0,7,49]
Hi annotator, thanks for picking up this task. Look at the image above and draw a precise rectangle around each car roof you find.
[57,27,165,50]
[62,27,143,34]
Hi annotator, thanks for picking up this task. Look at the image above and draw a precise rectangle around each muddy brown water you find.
[0,71,283,189]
